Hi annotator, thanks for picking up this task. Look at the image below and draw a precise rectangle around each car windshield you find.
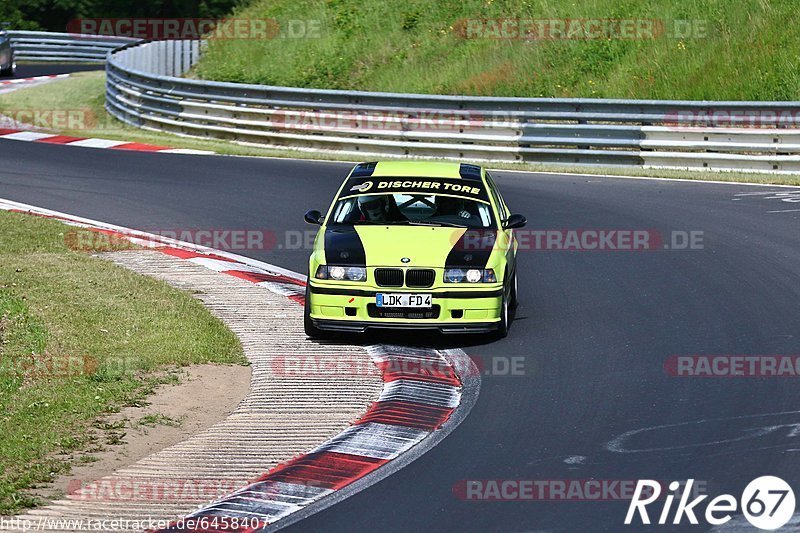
[331,193,495,228]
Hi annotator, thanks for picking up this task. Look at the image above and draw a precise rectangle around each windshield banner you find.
[341,177,491,202]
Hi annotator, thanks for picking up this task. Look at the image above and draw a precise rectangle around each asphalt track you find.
[3,65,800,533]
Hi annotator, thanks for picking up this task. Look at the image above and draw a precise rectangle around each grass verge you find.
[193,0,800,101]
[0,210,245,515]
[0,72,799,186]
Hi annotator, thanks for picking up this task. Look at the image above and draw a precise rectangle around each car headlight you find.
[315,265,367,282]
[444,268,496,283]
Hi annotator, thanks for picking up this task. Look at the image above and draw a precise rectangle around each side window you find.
[485,173,509,220]
[332,198,357,222]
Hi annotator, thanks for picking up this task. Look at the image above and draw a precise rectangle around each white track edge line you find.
[0,197,304,282]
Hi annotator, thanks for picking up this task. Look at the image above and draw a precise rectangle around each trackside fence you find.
[8,31,136,62]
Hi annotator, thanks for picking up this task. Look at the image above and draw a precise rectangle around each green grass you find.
[2,72,799,186]
[0,211,245,515]
[136,413,183,428]
[192,0,800,100]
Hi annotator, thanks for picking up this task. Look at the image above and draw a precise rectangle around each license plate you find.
[376,293,432,308]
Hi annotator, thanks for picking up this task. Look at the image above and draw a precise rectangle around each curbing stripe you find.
[247,452,388,492]
[35,134,85,144]
[377,378,462,408]
[159,247,230,261]
[115,142,174,152]
[355,400,455,431]
[375,355,462,387]
[1,130,56,141]
[62,138,128,148]
[0,127,215,155]
[0,197,479,532]
[0,74,70,86]
[311,423,428,460]
[226,270,307,288]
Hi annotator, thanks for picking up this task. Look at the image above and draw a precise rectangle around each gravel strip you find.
[3,250,382,532]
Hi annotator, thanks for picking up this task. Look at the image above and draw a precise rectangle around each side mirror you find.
[502,214,526,229]
[304,209,323,225]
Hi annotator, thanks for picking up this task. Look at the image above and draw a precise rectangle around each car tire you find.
[0,53,15,77]
[509,269,519,310]
[303,284,324,339]
[495,290,509,339]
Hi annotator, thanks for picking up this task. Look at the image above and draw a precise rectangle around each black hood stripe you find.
[445,229,497,269]
[324,227,367,266]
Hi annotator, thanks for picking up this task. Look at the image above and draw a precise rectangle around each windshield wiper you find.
[402,220,468,228]
[350,220,391,225]
[346,220,469,228]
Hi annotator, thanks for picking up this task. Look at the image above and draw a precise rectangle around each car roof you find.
[352,161,484,181]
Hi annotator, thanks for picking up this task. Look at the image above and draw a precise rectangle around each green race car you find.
[303,160,526,338]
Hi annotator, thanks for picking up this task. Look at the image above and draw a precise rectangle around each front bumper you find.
[307,282,503,334]
[311,317,500,334]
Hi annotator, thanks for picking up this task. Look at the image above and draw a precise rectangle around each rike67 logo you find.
[625,476,795,530]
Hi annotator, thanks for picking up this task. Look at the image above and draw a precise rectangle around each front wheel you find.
[303,285,324,339]
[0,54,15,77]
[495,291,509,339]
[509,269,519,310]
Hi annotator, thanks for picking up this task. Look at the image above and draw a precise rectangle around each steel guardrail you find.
[11,34,800,172]
[8,31,137,62]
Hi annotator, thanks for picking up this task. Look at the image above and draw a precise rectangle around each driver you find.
[436,196,473,220]
[358,195,389,222]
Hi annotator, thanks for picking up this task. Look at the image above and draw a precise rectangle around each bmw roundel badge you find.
[401,257,411,263]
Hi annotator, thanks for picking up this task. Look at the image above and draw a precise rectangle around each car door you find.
[485,172,518,285]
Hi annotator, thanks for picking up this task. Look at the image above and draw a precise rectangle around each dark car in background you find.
[0,24,16,77]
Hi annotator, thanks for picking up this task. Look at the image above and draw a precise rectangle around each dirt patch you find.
[30,363,250,502]
[454,61,516,95]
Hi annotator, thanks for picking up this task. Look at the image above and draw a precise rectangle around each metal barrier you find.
[0,35,785,173]
[8,31,136,62]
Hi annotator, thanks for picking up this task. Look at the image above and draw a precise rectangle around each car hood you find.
[322,225,499,269]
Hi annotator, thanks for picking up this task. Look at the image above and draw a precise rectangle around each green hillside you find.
[192,0,800,100]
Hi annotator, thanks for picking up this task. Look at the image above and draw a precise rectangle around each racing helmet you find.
[358,195,387,221]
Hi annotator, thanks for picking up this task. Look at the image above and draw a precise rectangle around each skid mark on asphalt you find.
[606,410,800,455]
[732,190,800,213]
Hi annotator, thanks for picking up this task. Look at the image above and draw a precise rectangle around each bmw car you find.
[303,160,526,338]
[0,24,15,77]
